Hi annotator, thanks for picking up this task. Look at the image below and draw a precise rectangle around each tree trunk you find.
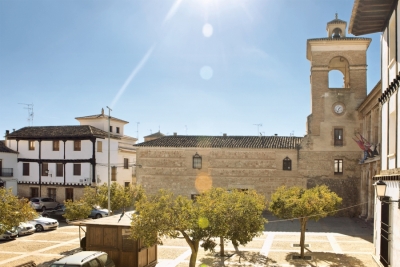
[181,231,199,267]
[188,240,199,267]
[220,236,225,256]
[299,218,308,258]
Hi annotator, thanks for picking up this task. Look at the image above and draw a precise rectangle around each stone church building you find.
[135,17,373,216]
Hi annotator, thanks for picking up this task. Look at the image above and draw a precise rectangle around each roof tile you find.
[135,135,303,149]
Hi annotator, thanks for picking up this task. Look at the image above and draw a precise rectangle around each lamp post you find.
[106,106,112,214]
[373,180,400,209]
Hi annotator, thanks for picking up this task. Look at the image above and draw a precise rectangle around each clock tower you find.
[305,14,371,150]
[300,15,372,216]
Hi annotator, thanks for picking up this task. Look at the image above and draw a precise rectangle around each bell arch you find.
[328,56,350,88]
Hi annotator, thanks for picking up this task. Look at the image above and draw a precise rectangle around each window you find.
[66,188,73,201]
[334,159,343,174]
[124,158,129,169]
[124,182,130,188]
[53,140,60,151]
[191,194,200,201]
[73,164,81,176]
[111,166,117,181]
[283,157,292,170]
[74,140,81,151]
[30,187,39,198]
[193,153,202,169]
[109,126,113,132]
[28,140,35,150]
[334,128,343,146]
[116,127,120,133]
[97,141,102,152]
[56,163,63,177]
[48,188,56,199]
[23,163,30,176]
[42,163,48,176]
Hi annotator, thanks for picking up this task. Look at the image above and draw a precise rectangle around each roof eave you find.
[349,0,396,36]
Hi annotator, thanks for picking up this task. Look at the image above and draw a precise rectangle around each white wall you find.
[0,152,18,195]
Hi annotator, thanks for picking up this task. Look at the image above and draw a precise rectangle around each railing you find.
[1,168,13,177]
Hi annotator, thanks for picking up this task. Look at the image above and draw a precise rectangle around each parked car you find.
[0,225,18,241]
[89,206,110,219]
[50,251,115,267]
[27,215,59,232]
[53,204,110,219]
[17,222,36,236]
[29,197,59,211]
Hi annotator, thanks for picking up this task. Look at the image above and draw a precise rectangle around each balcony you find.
[1,168,13,177]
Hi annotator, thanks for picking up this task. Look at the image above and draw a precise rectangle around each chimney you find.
[173,132,177,136]
[101,108,104,115]
[223,133,227,137]
[5,130,9,142]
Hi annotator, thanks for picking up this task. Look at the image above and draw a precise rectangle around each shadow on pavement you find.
[284,251,367,267]
[263,211,373,242]
[200,251,278,266]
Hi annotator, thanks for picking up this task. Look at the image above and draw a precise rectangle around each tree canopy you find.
[131,188,266,267]
[0,188,36,234]
[63,183,143,221]
[269,185,342,258]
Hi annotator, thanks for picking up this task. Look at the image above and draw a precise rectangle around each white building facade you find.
[350,1,400,266]
[5,109,137,202]
[0,141,18,195]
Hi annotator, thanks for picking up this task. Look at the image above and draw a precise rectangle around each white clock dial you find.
[334,104,344,114]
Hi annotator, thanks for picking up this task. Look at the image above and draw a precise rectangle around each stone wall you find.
[136,147,306,200]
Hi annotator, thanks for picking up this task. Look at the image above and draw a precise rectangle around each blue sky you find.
[0,0,381,142]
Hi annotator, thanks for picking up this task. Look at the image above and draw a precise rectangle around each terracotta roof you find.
[6,126,120,140]
[135,135,303,149]
[75,114,129,124]
[307,37,371,42]
[327,18,347,25]
[144,131,165,138]
[0,140,18,153]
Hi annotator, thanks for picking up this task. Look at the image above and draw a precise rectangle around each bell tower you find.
[306,14,371,150]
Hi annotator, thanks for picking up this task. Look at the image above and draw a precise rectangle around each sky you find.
[0,0,381,143]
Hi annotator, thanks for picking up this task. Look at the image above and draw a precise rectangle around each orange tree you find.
[130,188,266,267]
[0,188,36,234]
[269,185,342,259]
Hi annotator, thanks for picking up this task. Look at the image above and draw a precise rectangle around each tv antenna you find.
[253,124,262,135]
[18,103,34,127]
[136,122,140,140]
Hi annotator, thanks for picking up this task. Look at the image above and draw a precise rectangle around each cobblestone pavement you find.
[0,215,378,267]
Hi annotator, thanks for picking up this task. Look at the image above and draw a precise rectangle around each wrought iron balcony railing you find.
[1,168,13,177]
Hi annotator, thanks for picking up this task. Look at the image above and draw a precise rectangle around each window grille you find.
[193,153,202,169]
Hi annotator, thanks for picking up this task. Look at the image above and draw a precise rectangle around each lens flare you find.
[198,217,209,228]
[202,23,213,37]
[200,66,213,80]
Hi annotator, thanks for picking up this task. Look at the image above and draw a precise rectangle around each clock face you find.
[334,104,344,114]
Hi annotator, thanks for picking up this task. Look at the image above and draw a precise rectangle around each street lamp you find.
[373,180,400,209]
[106,106,112,214]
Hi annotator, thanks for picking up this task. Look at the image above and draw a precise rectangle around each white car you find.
[27,215,59,232]
[17,222,36,236]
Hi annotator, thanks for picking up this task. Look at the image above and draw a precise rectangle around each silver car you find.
[17,222,35,236]
[27,215,59,232]
[0,225,18,241]
[29,197,59,211]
